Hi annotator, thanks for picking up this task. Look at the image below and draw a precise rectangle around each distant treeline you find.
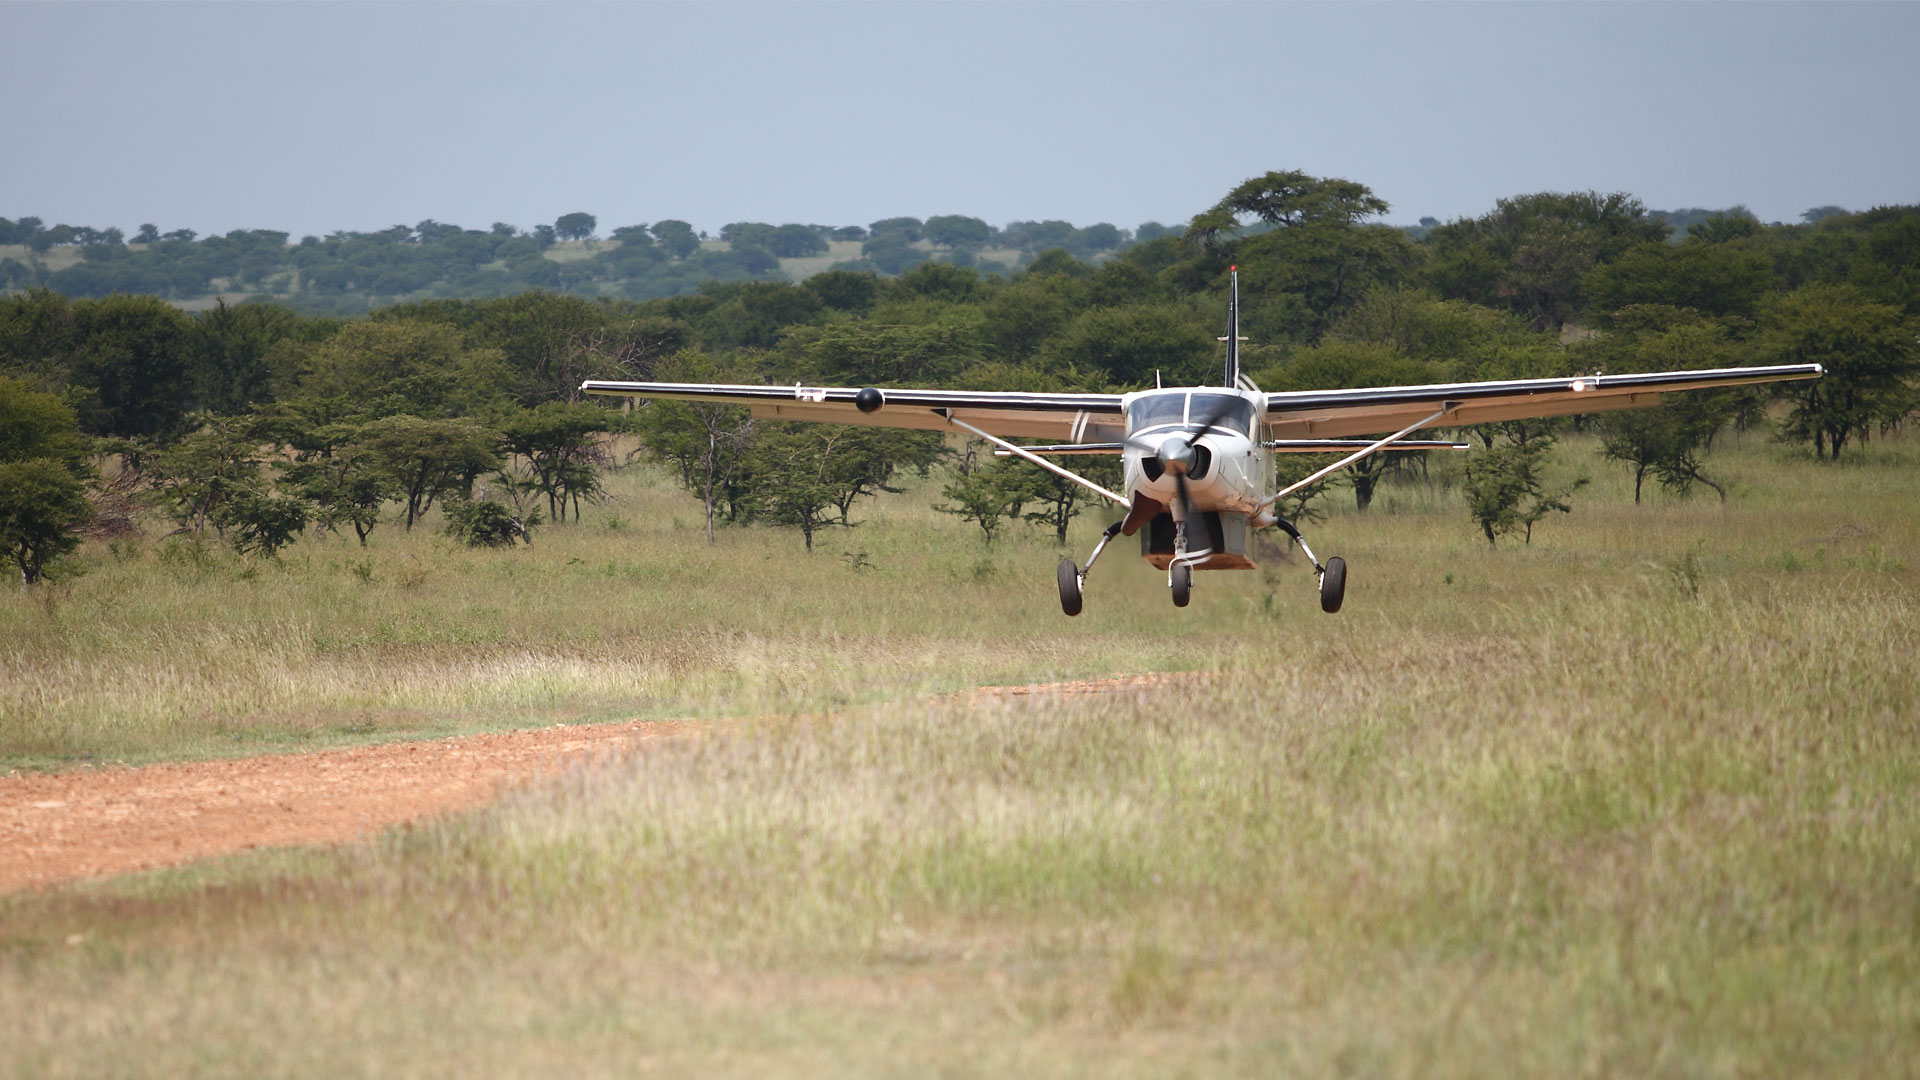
[2,171,1916,580]
[0,212,1178,314]
[0,203,1864,316]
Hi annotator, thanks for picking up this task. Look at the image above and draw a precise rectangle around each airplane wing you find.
[1262,364,1823,439]
[579,380,1127,442]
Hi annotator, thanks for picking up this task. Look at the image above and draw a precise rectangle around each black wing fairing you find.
[579,380,1127,442]
[1262,364,1824,440]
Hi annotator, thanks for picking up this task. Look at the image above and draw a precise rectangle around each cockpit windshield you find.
[1126,392,1258,436]
[1188,393,1257,436]
[1127,392,1189,432]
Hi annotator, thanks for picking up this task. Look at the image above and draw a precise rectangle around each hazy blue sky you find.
[5,1,1916,239]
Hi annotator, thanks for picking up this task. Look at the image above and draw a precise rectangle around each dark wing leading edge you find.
[579,380,1127,442]
[1262,364,1824,439]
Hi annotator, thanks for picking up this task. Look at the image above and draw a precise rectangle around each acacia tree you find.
[1766,285,1918,459]
[0,460,93,584]
[631,355,757,544]
[280,426,398,545]
[1581,314,1744,502]
[501,402,610,522]
[1012,455,1120,545]
[936,457,1029,546]
[358,415,502,528]
[1462,434,1588,546]
[147,415,264,535]
[744,425,845,551]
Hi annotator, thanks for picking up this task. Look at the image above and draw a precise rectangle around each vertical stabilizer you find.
[1224,266,1241,388]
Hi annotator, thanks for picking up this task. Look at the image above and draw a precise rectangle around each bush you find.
[216,490,310,558]
[442,498,538,548]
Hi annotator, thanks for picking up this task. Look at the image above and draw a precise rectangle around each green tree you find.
[187,299,312,415]
[1260,343,1443,511]
[1183,171,1415,343]
[801,269,881,314]
[861,232,928,275]
[1043,303,1212,388]
[0,459,94,584]
[935,457,1028,546]
[1578,313,1743,502]
[1765,284,1918,459]
[1014,455,1120,544]
[765,224,829,258]
[467,290,608,404]
[652,220,700,259]
[1462,436,1588,546]
[284,319,510,419]
[0,377,94,584]
[1584,240,1772,322]
[923,215,992,248]
[983,276,1080,362]
[743,424,879,551]
[554,212,597,242]
[280,424,399,545]
[631,355,757,544]
[799,318,985,386]
[868,217,922,241]
[500,401,610,523]
[359,415,503,528]
[215,490,309,557]
[66,294,195,438]
[1426,191,1670,329]
[148,415,264,535]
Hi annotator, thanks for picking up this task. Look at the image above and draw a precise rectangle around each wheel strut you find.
[1272,514,1346,615]
[1058,520,1124,616]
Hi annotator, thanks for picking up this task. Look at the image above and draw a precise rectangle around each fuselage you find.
[1119,387,1272,518]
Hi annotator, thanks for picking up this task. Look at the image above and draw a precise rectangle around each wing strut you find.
[1258,404,1458,510]
[940,410,1131,508]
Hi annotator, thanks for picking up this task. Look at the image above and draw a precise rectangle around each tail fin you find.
[1223,266,1241,387]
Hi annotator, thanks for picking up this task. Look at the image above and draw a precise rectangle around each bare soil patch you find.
[0,674,1191,894]
[1,720,686,893]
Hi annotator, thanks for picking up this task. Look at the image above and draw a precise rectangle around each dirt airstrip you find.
[1,675,1186,893]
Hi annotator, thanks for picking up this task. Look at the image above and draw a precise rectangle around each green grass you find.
[2,430,1917,1075]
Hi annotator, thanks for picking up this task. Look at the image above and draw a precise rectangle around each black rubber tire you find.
[1057,558,1083,617]
[1320,556,1347,614]
[1171,562,1192,608]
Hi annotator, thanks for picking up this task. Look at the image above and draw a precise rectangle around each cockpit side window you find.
[1187,393,1257,436]
[1127,392,1188,432]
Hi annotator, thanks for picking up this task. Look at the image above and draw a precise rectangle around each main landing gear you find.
[1273,516,1346,614]
[1057,520,1124,617]
[1056,515,1348,615]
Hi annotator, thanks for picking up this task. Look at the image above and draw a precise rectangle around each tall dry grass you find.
[1,430,1916,1076]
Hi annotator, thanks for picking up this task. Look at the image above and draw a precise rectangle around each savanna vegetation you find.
[4,171,1916,594]
[2,172,1917,1074]
[2,426,1916,1076]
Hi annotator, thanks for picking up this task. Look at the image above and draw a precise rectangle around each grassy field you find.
[2,429,1917,1076]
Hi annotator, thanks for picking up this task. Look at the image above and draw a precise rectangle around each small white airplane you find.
[584,271,1821,615]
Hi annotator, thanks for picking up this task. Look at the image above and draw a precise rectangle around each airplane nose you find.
[1158,434,1197,475]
